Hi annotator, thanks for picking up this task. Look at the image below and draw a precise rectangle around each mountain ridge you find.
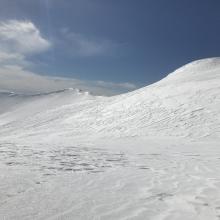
[0,58,219,142]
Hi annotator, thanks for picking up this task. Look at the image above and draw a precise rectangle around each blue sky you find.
[0,0,220,95]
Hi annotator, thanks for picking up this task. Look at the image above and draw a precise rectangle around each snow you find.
[0,58,219,142]
[0,58,220,219]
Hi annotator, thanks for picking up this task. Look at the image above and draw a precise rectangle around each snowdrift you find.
[0,58,219,141]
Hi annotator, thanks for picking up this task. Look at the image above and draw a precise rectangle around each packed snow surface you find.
[0,58,220,219]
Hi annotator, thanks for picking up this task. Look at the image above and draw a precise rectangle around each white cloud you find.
[0,51,24,63]
[0,20,136,96]
[0,20,51,56]
[0,65,137,96]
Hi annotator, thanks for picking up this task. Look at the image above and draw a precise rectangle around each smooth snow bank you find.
[0,58,220,142]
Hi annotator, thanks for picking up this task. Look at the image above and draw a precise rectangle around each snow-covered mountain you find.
[1,58,220,220]
[0,58,219,142]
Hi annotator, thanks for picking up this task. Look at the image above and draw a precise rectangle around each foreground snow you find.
[0,58,220,219]
[0,138,220,220]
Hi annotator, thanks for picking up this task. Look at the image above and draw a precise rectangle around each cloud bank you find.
[0,65,136,96]
[0,20,136,96]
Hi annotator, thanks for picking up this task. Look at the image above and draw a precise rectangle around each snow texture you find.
[0,58,220,219]
[0,57,219,141]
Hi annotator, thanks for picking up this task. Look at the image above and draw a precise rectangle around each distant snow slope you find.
[0,58,220,220]
[0,58,219,142]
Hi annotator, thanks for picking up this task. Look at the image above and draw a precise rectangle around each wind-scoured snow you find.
[0,58,220,220]
[0,57,219,142]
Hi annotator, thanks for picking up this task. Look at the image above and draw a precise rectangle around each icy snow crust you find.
[0,58,220,219]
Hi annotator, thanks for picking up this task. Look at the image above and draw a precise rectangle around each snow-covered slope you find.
[1,58,220,220]
[0,58,219,142]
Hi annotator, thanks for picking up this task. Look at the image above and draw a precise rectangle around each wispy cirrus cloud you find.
[60,28,116,56]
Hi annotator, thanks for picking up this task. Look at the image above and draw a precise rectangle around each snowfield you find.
[0,58,220,219]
